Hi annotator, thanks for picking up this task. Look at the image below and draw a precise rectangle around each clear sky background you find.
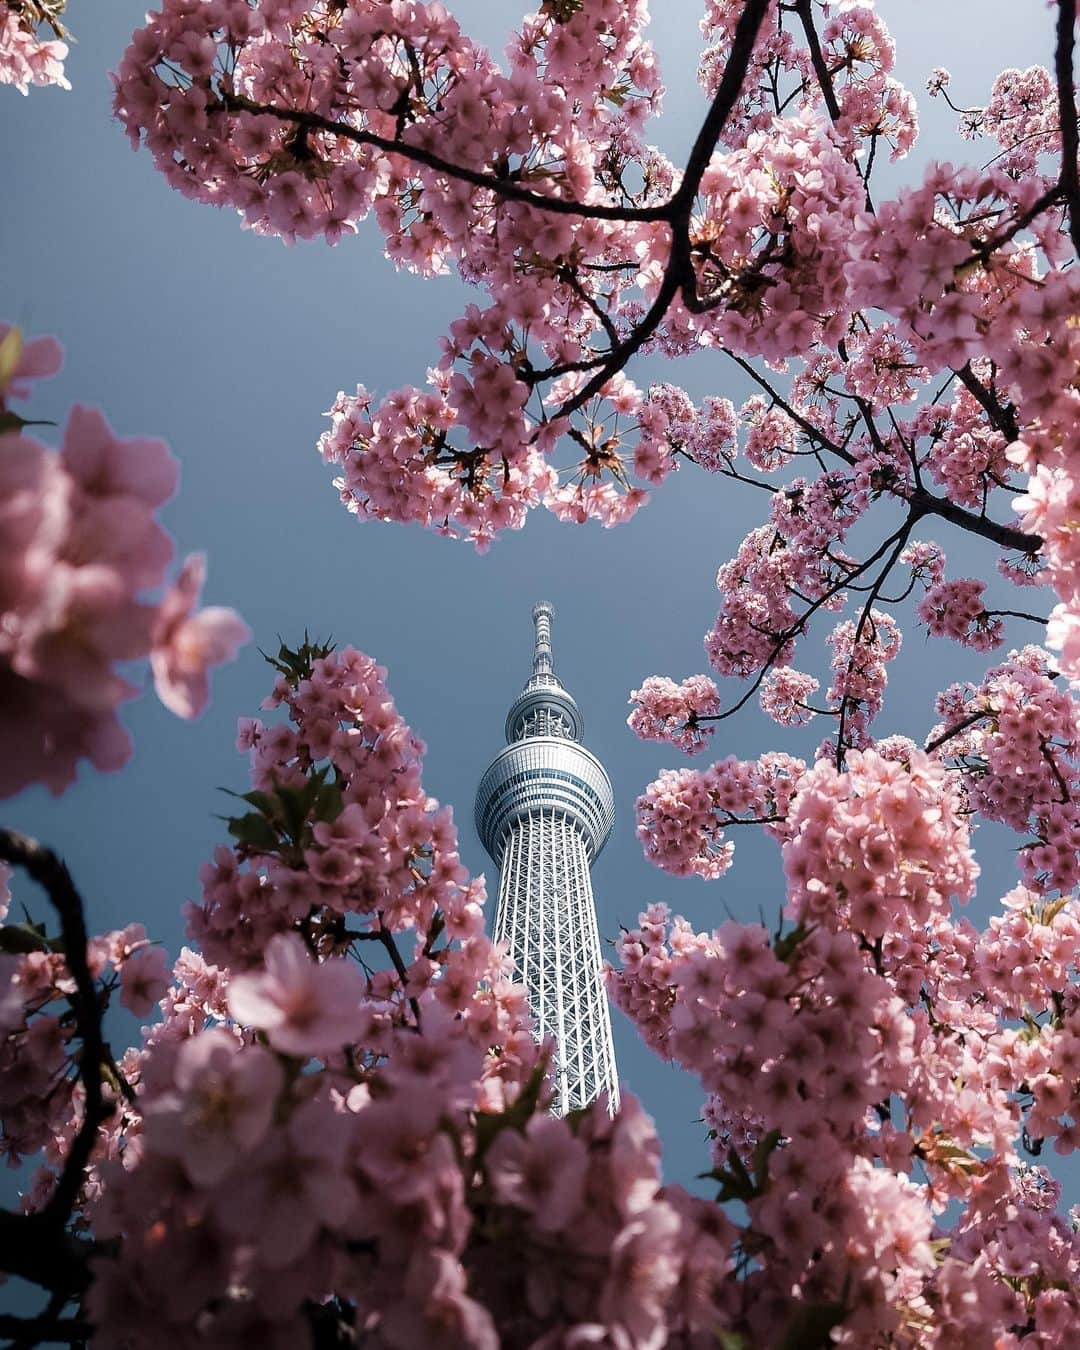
[1,1,1058,1194]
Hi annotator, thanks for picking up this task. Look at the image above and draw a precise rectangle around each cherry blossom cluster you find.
[636,383,739,476]
[740,396,798,472]
[317,376,554,548]
[0,323,249,796]
[919,576,1004,650]
[110,0,675,539]
[191,640,482,971]
[609,884,1080,1341]
[113,0,661,245]
[626,673,721,755]
[931,645,1080,897]
[698,0,917,164]
[113,0,923,545]
[843,322,929,414]
[0,0,69,95]
[636,751,804,879]
[783,747,978,939]
[0,916,168,1169]
[1014,447,1080,684]
[678,109,866,361]
[909,375,1013,508]
[705,522,833,680]
[608,908,944,1342]
[946,64,1061,177]
[823,606,902,746]
[90,986,737,1350]
[758,665,820,726]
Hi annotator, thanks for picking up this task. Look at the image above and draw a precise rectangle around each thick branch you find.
[908,487,1040,554]
[0,1310,92,1345]
[955,363,1020,443]
[1055,0,1080,256]
[0,832,109,1228]
[794,0,842,123]
[0,1209,94,1299]
[671,0,774,215]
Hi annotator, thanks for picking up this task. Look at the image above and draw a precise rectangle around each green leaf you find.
[474,1058,550,1164]
[774,923,811,964]
[227,812,281,851]
[0,920,52,954]
[259,631,336,687]
[698,1146,761,1203]
[220,786,278,816]
[751,1128,782,1188]
[276,785,313,842]
[314,779,344,823]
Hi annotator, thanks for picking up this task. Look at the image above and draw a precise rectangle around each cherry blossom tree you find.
[7,0,1080,1345]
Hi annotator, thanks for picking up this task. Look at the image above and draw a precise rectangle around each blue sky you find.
[1,1,1057,1190]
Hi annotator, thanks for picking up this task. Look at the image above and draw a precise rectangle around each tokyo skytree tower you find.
[475,603,620,1115]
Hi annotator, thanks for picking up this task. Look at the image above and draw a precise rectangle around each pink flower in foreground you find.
[151,554,250,719]
[1046,603,1080,684]
[228,932,366,1057]
[143,1029,283,1186]
[118,944,171,1016]
[213,1093,357,1267]
[380,1249,498,1350]
[485,1113,589,1232]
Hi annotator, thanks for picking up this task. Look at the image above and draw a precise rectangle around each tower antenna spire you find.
[532,601,554,677]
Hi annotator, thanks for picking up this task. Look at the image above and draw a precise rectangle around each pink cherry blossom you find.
[151,554,250,719]
[227,931,366,1057]
[142,1029,283,1186]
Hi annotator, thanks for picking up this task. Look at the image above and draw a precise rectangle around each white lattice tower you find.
[475,603,619,1115]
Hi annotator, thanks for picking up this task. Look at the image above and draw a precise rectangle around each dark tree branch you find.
[723,350,855,463]
[925,707,992,755]
[907,486,1040,553]
[0,1311,91,1346]
[794,0,842,123]
[1055,0,1080,255]
[0,831,110,1228]
[955,363,1020,442]
[0,1208,95,1300]
[695,519,913,727]
[221,92,669,223]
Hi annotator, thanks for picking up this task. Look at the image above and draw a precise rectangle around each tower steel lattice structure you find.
[475,603,620,1115]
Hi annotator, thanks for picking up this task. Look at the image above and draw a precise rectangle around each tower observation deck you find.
[475,603,619,1114]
